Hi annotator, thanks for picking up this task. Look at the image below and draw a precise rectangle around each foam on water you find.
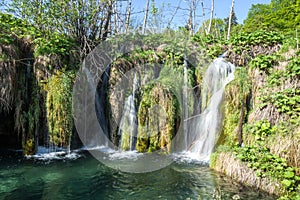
[82,145,141,161]
[83,145,208,165]
[172,151,209,165]
[107,150,141,161]
[26,146,81,161]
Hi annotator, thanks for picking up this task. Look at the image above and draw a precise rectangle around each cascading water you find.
[186,57,235,161]
[119,73,138,151]
[73,54,234,165]
[183,58,189,149]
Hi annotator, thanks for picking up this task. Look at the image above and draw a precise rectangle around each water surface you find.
[0,150,276,200]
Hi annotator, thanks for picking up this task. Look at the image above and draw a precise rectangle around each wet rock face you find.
[107,61,162,147]
[107,63,131,145]
[136,83,180,152]
[106,55,200,152]
[107,61,181,152]
[0,113,19,149]
[0,45,18,114]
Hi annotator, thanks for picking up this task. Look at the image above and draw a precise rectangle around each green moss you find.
[219,107,240,146]
[210,152,219,168]
[136,82,180,153]
[120,125,132,151]
[195,67,203,86]
[45,70,74,147]
[23,78,41,155]
[23,138,35,155]
[7,59,40,155]
[210,145,232,168]
[217,67,251,147]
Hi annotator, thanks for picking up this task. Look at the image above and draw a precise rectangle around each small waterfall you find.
[182,58,189,149]
[119,73,138,151]
[188,58,235,161]
[78,66,111,149]
[95,67,111,144]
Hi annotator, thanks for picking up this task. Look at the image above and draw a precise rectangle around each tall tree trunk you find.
[142,0,150,34]
[201,1,207,35]
[125,0,132,33]
[167,0,181,29]
[297,28,299,50]
[114,1,119,35]
[237,98,246,146]
[188,8,193,36]
[207,0,214,35]
[214,17,221,38]
[188,0,197,36]
[102,1,113,41]
[227,0,235,40]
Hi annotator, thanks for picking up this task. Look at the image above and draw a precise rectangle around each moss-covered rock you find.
[136,82,180,152]
[0,40,41,154]
[216,67,251,147]
[45,71,74,147]
[108,51,163,146]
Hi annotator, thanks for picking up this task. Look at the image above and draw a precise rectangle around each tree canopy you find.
[243,0,300,34]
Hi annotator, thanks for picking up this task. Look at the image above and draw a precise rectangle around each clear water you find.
[0,150,276,200]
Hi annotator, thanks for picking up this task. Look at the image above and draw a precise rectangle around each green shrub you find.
[260,89,300,118]
[249,54,278,72]
[229,30,283,47]
[244,120,276,141]
[234,145,300,193]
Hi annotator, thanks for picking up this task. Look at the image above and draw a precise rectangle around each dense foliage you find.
[234,145,300,194]
[45,71,75,147]
[243,0,300,35]
[0,12,37,45]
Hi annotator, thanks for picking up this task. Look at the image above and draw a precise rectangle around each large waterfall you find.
[34,55,235,169]
[71,55,235,166]
[186,57,235,161]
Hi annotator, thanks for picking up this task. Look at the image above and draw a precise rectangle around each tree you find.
[243,0,300,34]
[207,0,215,35]
[125,0,132,33]
[2,0,118,58]
[200,1,207,34]
[227,0,235,39]
[243,4,272,32]
[166,0,181,30]
[142,0,150,34]
[186,0,199,36]
[224,10,238,28]
[198,18,225,39]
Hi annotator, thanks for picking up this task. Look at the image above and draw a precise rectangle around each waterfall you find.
[77,54,234,161]
[119,73,138,151]
[78,66,111,148]
[187,58,235,161]
[95,67,111,144]
[183,58,189,149]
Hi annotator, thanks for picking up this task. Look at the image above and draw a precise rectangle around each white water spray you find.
[187,58,235,161]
